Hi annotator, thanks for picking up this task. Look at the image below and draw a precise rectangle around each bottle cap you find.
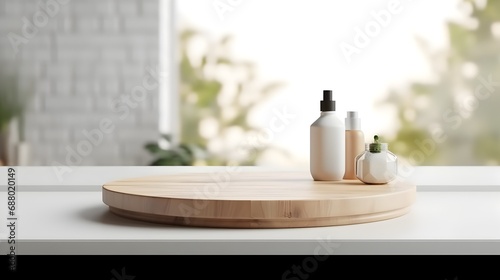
[320,90,336,111]
[369,135,387,153]
[345,111,361,130]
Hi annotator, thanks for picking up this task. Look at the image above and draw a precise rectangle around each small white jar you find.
[355,135,397,184]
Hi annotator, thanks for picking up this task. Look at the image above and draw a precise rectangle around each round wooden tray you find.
[102,171,416,228]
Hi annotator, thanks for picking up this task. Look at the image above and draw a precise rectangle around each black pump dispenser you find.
[320,90,336,112]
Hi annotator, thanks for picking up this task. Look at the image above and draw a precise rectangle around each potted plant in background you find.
[144,134,204,166]
[0,68,31,166]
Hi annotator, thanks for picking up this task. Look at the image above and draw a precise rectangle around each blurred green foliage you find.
[0,69,23,133]
[0,66,32,165]
[145,134,198,166]
[146,27,288,166]
[381,0,500,165]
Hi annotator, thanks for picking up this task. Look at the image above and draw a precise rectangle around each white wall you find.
[0,0,161,165]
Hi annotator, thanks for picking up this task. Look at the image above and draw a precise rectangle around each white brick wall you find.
[0,0,160,166]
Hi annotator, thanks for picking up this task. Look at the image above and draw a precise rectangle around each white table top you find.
[1,166,500,255]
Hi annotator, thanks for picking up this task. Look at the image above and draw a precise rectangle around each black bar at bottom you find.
[1,255,497,279]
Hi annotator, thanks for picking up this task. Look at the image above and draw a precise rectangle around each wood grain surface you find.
[102,171,416,228]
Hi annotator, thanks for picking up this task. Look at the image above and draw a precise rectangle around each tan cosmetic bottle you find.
[344,111,365,180]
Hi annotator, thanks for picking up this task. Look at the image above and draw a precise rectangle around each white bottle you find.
[310,90,345,181]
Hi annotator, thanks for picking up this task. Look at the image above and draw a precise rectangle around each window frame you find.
[159,0,180,146]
